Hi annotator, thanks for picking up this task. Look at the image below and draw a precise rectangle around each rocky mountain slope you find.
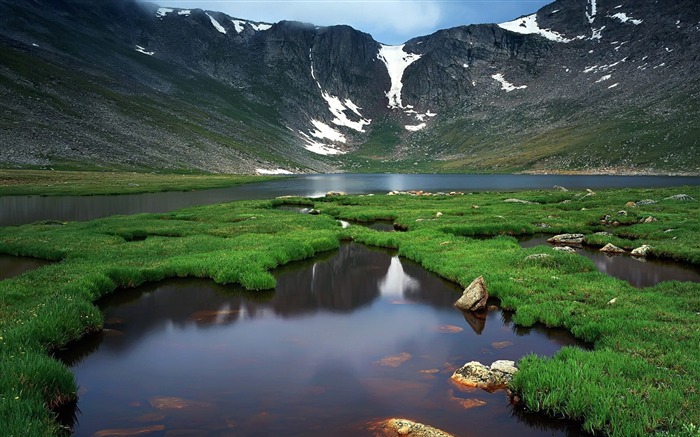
[0,0,698,174]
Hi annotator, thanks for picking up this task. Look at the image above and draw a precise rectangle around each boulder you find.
[664,194,695,201]
[600,243,625,253]
[641,216,657,224]
[451,360,518,392]
[325,191,346,197]
[631,244,652,257]
[547,233,585,244]
[504,198,536,204]
[553,246,576,253]
[525,253,552,260]
[308,209,321,215]
[553,185,568,191]
[435,212,443,217]
[625,201,637,208]
[636,199,657,205]
[369,418,455,437]
[454,276,488,311]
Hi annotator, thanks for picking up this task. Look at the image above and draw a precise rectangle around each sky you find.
[147,0,554,45]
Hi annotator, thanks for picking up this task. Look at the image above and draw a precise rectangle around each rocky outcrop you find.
[454,276,488,311]
[664,194,695,201]
[451,360,518,392]
[547,233,585,245]
[369,418,455,437]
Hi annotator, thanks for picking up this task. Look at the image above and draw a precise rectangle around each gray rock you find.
[504,198,537,204]
[454,276,488,311]
[636,199,657,205]
[547,233,585,244]
[525,253,552,260]
[664,194,695,201]
[325,191,346,197]
[553,246,576,253]
[641,216,658,224]
[553,185,568,191]
[369,418,456,437]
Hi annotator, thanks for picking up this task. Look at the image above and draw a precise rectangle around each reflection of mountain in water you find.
[272,243,390,315]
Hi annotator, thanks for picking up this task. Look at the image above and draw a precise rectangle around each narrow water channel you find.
[58,244,584,436]
[518,236,700,288]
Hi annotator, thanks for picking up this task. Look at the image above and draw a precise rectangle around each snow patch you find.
[405,123,426,132]
[591,26,605,40]
[250,22,272,31]
[256,168,292,175]
[135,45,154,56]
[156,8,173,18]
[609,12,643,25]
[309,120,346,143]
[298,131,345,156]
[498,14,573,42]
[491,73,527,92]
[206,13,227,34]
[178,10,190,16]
[586,0,597,24]
[321,92,371,132]
[608,83,619,89]
[232,19,245,33]
[596,74,611,83]
[377,44,422,109]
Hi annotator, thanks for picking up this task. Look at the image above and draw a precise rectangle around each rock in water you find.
[631,244,652,257]
[454,276,488,311]
[451,360,518,392]
[600,243,625,253]
[547,233,585,245]
[369,418,456,437]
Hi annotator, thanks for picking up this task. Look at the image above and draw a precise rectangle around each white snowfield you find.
[206,13,227,34]
[491,73,527,92]
[377,44,422,109]
[298,131,346,155]
[498,14,577,43]
[134,45,154,56]
[405,123,426,131]
[256,168,293,175]
[321,92,371,133]
[609,12,643,25]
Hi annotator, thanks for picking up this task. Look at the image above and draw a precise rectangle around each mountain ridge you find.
[0,0,698,175]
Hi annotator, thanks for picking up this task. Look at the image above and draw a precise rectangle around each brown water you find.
[59,244,584,436]
[0,255,51,280]
[519,236,700,287]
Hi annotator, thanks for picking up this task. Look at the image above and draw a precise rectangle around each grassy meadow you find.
[0,169,275,196]
[0,185,699,435]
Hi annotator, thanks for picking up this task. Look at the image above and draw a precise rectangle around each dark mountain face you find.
[0,0,698,174]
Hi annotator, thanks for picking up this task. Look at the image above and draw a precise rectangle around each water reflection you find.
[519,236,700,288]
[60,243,584,436]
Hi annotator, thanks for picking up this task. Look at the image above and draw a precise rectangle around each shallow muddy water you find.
[59,244,584,436]
[0,255,51,280]
[519,236,700,287]
[3,173,697,226]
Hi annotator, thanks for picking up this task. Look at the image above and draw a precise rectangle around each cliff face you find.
[0,0,698,174]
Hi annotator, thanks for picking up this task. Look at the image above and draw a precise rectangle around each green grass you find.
[0,186,699,435]
[0,169,279,196]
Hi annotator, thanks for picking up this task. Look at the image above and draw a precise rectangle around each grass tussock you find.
[0,186,699,435]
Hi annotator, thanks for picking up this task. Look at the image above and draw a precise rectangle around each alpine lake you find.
[1,173,699,436]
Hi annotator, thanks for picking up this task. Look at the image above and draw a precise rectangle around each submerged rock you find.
[454,276,488,311]
[631,244,652,257]
[92,425,165,437]
[369,418,455,437]
[451,360,518,392]
[600,243,625,253]
[547,233,585,245]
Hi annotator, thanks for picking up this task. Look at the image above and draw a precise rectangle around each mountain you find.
[0,0,698,174]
